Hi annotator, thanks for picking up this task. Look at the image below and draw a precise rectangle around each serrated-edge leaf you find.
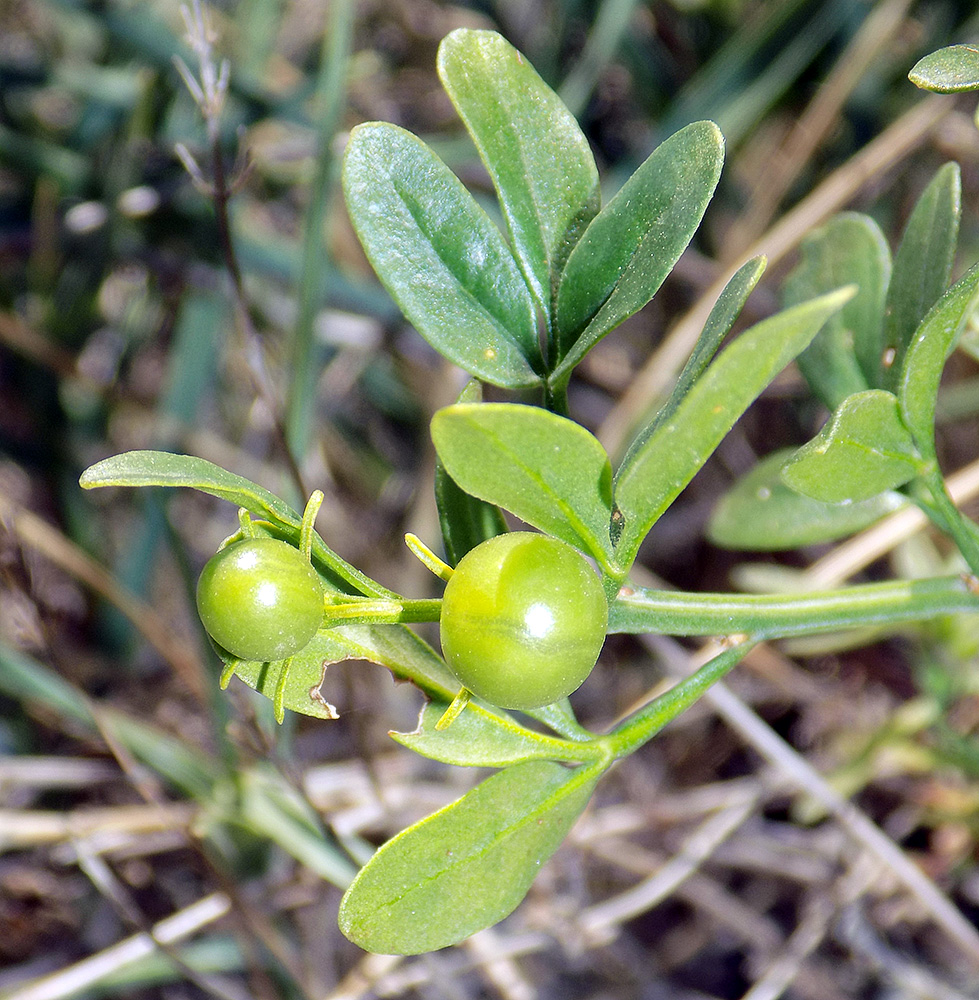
[909,45,979,93]
[430,403,615,568]
[881,163,960,391]
[342,122,541,387]
[437,29,600,319]
[338,759,603,954]
[79,450,394,598]
[780,390,922,504]
[613,288,854,571]
[899,260,979,459]
[553,121,724,379]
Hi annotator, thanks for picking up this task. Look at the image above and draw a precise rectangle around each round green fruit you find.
[196,537,325,662]
[439,532,607,710]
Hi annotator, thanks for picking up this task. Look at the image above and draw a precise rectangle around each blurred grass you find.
[2,0,979,998]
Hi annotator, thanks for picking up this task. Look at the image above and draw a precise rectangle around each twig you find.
[577,792,759,944]
[642,632,979,966]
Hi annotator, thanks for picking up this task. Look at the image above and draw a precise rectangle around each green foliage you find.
[909,44,979,93]
[342,122,543,387]
[552,121,724,380]
[708,450,905,551]
[431,404,616,570]
[437,29,600,318]
[71,25,979,962]
[338,760,605,954]
[781,390,923,503]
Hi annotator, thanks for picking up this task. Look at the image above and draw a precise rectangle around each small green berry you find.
[439,532,607,710]
[196,538,325,662]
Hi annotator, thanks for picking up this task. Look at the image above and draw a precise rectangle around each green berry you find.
[196,538,324,662]
[439,532,607,710]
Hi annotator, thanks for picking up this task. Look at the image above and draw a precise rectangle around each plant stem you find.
[921,466,979,576]
[605,639,756,757]
[609,574,979,639]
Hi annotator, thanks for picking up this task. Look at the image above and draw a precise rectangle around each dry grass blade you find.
[2,893,231,1000]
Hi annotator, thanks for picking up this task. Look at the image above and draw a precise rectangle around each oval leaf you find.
[613,288,854,572]
[780,390,922,503]
[899,260,979,460]
[553,121,724,379]
[881,163,960,391]
[708,449,905,551]
[909,45,979,93]
[430,403,615,569]
[338,759,603,954]
[79,450,390,598]
[437,29,600,318]
[781,213,890,407]
[342,122,541,387]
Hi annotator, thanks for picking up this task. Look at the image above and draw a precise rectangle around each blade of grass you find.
[285,0,354,458]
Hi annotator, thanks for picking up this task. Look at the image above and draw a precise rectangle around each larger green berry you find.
[439,532,607,710]
[196,538,325,662]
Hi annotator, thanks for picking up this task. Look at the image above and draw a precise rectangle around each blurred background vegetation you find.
[3,0,979,997]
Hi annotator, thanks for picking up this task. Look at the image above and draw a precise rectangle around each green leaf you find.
[430,403,615,569]
[437,29,600,319]
[391,700,598,767]
[79,450,393,598]
[552,121,724,380]
[780,390,922,504]
[899,261,979,460]
[434,381,508,567]
[338,759,604,954]
[781,213,890,407]
[909,45,979,93]
[230,619,461,721]
[236,765,358,886]
[613,288,854,572]
[881,163,960,391]
[342,122,541,387]
[708,449,905,551]
[621,256,767,464]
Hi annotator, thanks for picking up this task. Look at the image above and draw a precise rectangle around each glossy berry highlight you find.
[196,537,325,662]
[439,532,607,710]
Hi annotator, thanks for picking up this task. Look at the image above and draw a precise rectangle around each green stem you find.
[322,598,442,628]
[921,466,979,576]
[609,575,979,639]
[605,640,755,757]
